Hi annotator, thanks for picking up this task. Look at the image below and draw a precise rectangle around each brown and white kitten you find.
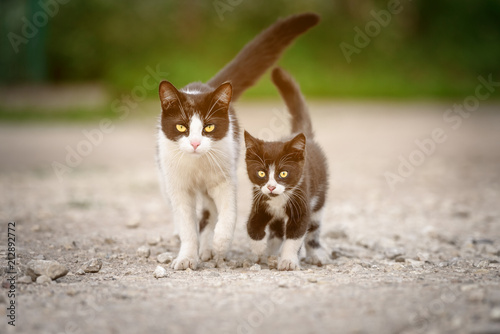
[244,67,329,271]
[157,14,320,270]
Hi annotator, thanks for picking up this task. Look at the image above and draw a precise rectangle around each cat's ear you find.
[244,130,260,150]
[288,133,306,153]
[159,81,180,109]
[209,82,232,115]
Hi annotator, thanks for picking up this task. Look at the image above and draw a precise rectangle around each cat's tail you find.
[271,67,313,138]
[207,13,320,101]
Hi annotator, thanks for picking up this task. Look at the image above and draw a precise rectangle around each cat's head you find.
[244,131,306,197]
[159,81,232,156]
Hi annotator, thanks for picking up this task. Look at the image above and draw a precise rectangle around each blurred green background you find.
[1,0,500,106]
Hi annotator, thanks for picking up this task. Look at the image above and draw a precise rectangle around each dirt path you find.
[1,101,500,334]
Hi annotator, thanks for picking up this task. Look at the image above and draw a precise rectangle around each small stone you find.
[491,307,500,321]
[36,275,52,284]
[385,248,404,260]
[308,277,318,283]
[268,256,278,270]
[76,268,85,275]
[153,266,169,278]
[27,260,69,280]
[278,280,289,288]
[475,260,490,268]
[18,275,33,284]
[82,258,103,273]
[157,252,174,264]
[126,220,140,229]
[416,252,430,262]
[147,235,163,246]
[394,256,406,263]
[34,254,45,260]
[136,246,150,258]
[249,264,261,271]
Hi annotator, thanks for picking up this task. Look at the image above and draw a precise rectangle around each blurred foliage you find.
[1,0,500,98]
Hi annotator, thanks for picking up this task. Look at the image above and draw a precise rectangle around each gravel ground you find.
[1,101,500,334]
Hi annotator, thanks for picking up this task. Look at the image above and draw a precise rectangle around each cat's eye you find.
[257,171,266,178]
[176,124,187,132]
[279,171,288,178]
[204,124,215,133]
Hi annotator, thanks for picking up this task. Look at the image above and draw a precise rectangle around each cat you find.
[243,67,329,271]
[157,13,320,270]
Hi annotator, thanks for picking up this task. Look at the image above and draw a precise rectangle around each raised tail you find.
[271,67,313,138]
[207,13,320,101]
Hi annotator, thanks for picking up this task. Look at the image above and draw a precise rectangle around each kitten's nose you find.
[267,185,276,192]
[191,141,200,150]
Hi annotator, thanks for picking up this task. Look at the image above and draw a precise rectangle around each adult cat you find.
[244,67,329,270]
[157,13,320,270]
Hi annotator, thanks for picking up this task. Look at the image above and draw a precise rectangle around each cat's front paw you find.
[171,256,198,270]
[305,249,330,267]
[278,258,300,271]
[200,249,213,262]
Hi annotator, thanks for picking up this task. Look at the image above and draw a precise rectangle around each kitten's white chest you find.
[265,195,288,220]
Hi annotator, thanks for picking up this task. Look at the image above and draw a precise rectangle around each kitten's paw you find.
[200,249,213,262]
[305,249,330,267]
[214,255,227,268]
[171,256,198,270]
[278,258,300,271]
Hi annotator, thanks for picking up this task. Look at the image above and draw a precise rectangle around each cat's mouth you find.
[266,192,280,198]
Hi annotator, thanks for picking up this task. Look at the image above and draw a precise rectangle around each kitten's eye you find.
[176,124,187,133]
[279,171,288,178]
[257,171,266,178]
[204,124,215,133]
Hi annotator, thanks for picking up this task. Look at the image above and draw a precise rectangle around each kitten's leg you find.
[170,192,199,270]
[304,208,330,266]
[267,219,284,256]
[199,194,218,262]
[247,206,273,264]
[209,180,238,267]
[279,216,308,271]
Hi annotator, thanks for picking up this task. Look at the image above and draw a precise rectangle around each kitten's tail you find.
[207,13,320,101]
[271,67,313,138]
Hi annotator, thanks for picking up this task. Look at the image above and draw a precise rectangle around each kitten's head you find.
[244,131,306,197]
[159,81,232,156]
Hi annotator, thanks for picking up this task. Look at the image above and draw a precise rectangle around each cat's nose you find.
[267,185,276,192]
[191,141,200,150]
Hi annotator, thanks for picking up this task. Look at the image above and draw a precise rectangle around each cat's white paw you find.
[305,249,330,267]
[278,258,300,271]
[214,255,226,268]
[200,249,213,262]
[171,256,198,270]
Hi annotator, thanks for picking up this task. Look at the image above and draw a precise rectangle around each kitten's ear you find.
[244,130,260,150]
[288,133,306,152]
[159,81,180,108]
[211,82,232,107]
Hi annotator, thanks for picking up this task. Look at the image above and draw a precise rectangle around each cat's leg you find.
[267,219,284,256]
[304,208,330,266]
[170,191,199,270]
[247,208,274,264]
[279,215,308,271]
[209,179,238,267]
[199,194,218,262]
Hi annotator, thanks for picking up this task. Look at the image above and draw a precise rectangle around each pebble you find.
[126,220,140,229]
[475,260,490,268]
[34,254,45,260]
[36,275,52,284]
[157,252,174,264]
[136,246,151,258]
[153,266,169,278]
[76,268,86,275]
[147,235,163,246]
[385,248,404,260]
[308,277,318,283]
[27,260,69,280]
[491,307,500,321]
[82,258,103,273]
[249,264,261,271]
[18,275,33,284]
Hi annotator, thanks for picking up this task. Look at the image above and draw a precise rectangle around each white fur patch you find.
[265,195,288,220]
[182,89,202,95]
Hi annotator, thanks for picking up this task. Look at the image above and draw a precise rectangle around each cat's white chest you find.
[265,195,288,220]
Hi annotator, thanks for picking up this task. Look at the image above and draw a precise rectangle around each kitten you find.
[244,67,329,271]
[157,14,320,270]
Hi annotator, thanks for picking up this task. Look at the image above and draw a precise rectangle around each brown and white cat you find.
[244,67,329,270]
[157,14,320,270]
